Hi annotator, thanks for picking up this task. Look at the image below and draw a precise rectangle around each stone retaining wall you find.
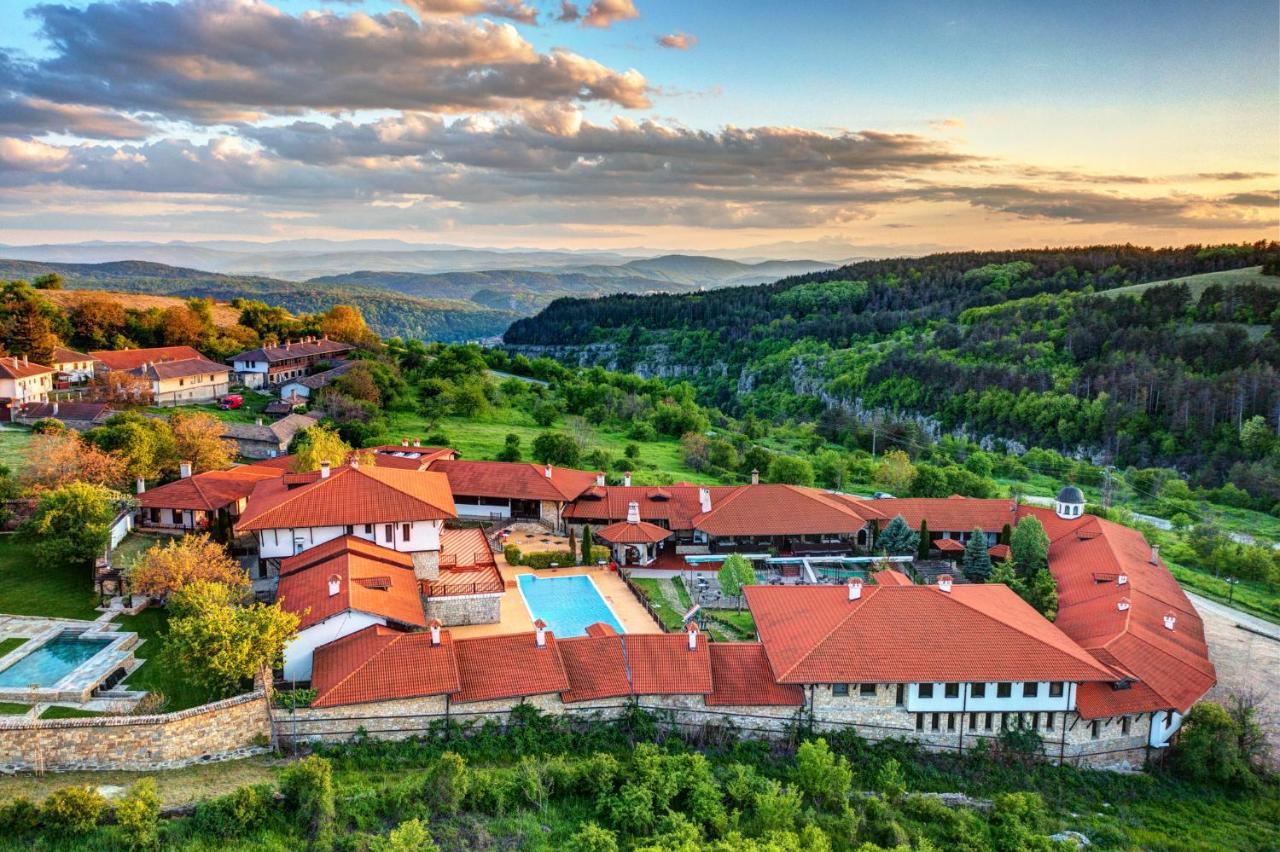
[0,691,272,772]
[423,592,502,625]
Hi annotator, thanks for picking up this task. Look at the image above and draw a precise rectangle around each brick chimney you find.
[179,461,192,479]
[751,468,759,485]
[429,618,442,646]
[847,577,863,601]
[937,574,953,593]
[626,500,640,524]
[686,621,699,651]
[534,618,547,647]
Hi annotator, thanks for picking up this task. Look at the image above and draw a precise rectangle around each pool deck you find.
[445,558,662,639]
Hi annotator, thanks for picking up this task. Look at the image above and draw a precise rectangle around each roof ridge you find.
[314,626,401,705]
[239,464,347,527]
[780,586,879,680]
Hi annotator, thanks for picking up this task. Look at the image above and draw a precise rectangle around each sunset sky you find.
[0,0,1275,254]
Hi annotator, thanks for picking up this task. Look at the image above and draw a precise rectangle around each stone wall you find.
[424,592,502,626]
[0,692,271,772]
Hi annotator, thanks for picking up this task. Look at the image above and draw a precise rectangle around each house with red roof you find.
[0,355,54,420]
[228,336,355,389]
[236,460,456,582]
[424,458,600,531]
[136,463,282,533]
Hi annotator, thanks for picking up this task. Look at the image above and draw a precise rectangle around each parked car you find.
[219,394,244,410]
[872,491,894,500]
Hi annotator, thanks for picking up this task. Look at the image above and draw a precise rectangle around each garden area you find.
[0,537,99,621]
[628,575,758,640]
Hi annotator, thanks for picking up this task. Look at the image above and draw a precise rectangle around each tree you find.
[961,529,992,582]
[0,281,57,364]
[792,738,852,808]
[813,450,848,489]
[114,778,159,849]
[279,755,336,843]
[497,433,522,462]
[86,412,177,481]
[532,432,580,467]
[767,455,815,486]
[1170,701,1259,788]
[128,534,247,600]
[877,514,919,555]
[715,553,757,611]
[989,558,1017,586]
[21,482,121,566]
[32,273,63,290]
[681,432,711,471]
[169,411,236,473]
[1024,567,1059,621]
[532,400,559,427]
[163,581,299,698]
[159,305,205,346]
[1009,516,1049,580]
[581,524,594,566]
[1240,415,1273,460]
[371,819,438,852]
[21,431,128,491]
[290,424,353,472]
[320,305,375,346]
[909,463,949,497]
[69,298,127,348]
[916,520,931,560]
[873,449,915,495]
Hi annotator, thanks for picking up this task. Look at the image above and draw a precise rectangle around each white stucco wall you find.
[258,519,443,559]
[283,611,386,682]
[905,680,1077,713]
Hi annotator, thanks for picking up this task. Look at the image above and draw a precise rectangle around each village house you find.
[126,356,231,406]
[222,413,320,459]
[277,359,359,400]
[10,400,113,431]
[423,458,599,530]
[0,355,54,420]
[50,345,95,383]
[229,337,355,389]
[90,345,204,376]
[135,462,283,534]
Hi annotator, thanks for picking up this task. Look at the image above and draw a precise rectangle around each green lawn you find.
[39,705,104,719]
[145,388,275,425]
[1167,561,1280,624]
[117,607,221,712]
[0,537,99,620]
[0,702,30,715]
[110,532,180,575]
[0,637,26,657]
[629,578,684,630]
[0,427,32,472]
[702,609,758,640]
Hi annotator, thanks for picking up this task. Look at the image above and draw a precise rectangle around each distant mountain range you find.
[0,241,837,337]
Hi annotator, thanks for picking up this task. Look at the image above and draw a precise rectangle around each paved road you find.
[1187,591,1280,766]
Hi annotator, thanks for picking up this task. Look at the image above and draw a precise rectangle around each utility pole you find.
[1102,465,1114,510]
[871,427,877,460]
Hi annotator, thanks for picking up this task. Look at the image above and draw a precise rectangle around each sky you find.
[0,0,1275,254]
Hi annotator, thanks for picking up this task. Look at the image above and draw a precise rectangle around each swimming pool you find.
[516,574,625,637]
[0,632,112,688]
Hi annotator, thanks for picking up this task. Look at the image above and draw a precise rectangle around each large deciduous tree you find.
[21,482,122,566]
[290,424,353,473]
[21,431,128,491]
[169,411,236,473]
[717,553,757,611]
[872,449,915,495]
[128,534,247,600]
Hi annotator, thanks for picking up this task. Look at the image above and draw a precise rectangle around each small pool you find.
[516,575,625,637]
[0,632,112,688]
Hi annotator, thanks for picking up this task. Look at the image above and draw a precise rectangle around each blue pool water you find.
[0,633,110,688]
[516,574,625,637]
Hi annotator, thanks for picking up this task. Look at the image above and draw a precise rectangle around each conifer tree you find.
[961,528,993,582]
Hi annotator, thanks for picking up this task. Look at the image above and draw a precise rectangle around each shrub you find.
[794,738,853,808]
[988,791,1053,851]
[371,818,439,852]
[279,755,336,841]
[191,784,271,838]
[752,779,802,834]
[873,756,906,803]
[115,778,160,849]
[41,786,105,836]
[566,821,619,852]
[1169,700,1260,788]
[503,544,523,565]
[521,549,579,570]
[423,751,470,815]
[0,796,38,834]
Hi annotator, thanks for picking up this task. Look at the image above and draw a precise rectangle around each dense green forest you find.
[0,259,516,342]
[505,243,1280,501]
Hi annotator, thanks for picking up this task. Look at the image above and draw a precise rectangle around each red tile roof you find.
[873,569,914,586]
[452,631,570,703]
[566,484,739,529]
[426,458,599,503]
[745,583,1115,685]
[129,357,229,380]
[368,445,457,470]
[439,526,495,567]
[138,465,282,512]
[596,519,673,544]
[311,625,460,708]
[50,346,90,364]
[933,537,965,553]
[0,355,53,380]
[237,464,455,531]
[694,485,884,536]
[230,338,354,364]
[988,544,1012,560]
[90,346,204,371]
[277,537,426,631]
[558,634,634,703]
[625,633,713,694]
[280,533,415,574]
[873,497,1020,534]
[707,643,804,706]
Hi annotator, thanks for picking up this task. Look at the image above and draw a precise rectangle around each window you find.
[997,682,1012,698]
[969,712,978,729]
[971,682,986,699]
[345,525,353,535]
[947,713,956,731]
[402,523,411,542]
[1121,716,1131,735]
[915,714,924,731]
[944,683,960,699]
[1022,682,1039,698]
[895,685,905,706]
[1045,713,1054,730]
[1000,713,1009,730]
[364,524,373,535]
[1049,682,1064,698]
[1030,712,1039,731]
[832,683,849,696]
[984,713,993,731]
[860,683,877,697]
[1090,720,1101,739]
[931,713,940,731]
[918,683,934,699]
[384,524,393,543]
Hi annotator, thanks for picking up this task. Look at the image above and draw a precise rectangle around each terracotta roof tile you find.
[624,633,712,694]
[596,519,672,544]
[237,465,455,531]
[229,338,354,364]
[51,346,90,363]
[128,357,228,380]
[873,569,914,586]
[277,537,425,631]
[138,465,282,512]
[90,346,203,371]
[566,484,738,529]
[427,459,599,503]
[558,634,633,703]
[707,643,804,706]
[311,625,460,708]
[0,356,53,380]
[452,631,570,703]
[694,485,883,536]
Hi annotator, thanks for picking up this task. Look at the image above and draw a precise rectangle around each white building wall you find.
[258,520,443,559]
[906,680,1077,714]
[283,611,386,682]
[1149,709,1183,747]
[279,381,312,399]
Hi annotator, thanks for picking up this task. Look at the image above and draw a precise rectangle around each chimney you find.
[320,460,331,479]
[51,401,58,416]
[22,355,28,367]
[412,438,420,448]
[698,487,711,513]
[623,471,632,487]
[544,463,552,479]
[1149,545,1160,565]
[937,574,953,593]
[327,574,341,597]
[1163,611,1177,631]
[255,417,263,426]
[626,500,640,524]
[350,455,359,469]
[534,618,547,648]
[401,437,409,447]
[429,618,442,646]
[179,461,192,479]
[596,473,606,486]
[686,622,699,651]
[1117,573,1128,586]
[135,476,146,495]
[847,577,863,601]
[1117,597,1131,611]
[751,468,759,485]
